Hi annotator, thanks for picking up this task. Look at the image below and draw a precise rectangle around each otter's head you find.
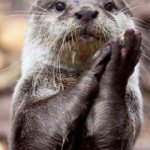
[23,0,135,72]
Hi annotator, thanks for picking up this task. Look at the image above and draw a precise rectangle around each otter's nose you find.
[75,10,99,22]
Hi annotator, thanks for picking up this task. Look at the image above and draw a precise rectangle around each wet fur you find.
[10,0,143,150]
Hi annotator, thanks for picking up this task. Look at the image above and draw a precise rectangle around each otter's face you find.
[29,0,135,67]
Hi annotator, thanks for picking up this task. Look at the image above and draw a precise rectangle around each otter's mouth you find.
[66,28,103,43]
[80,30,100,42]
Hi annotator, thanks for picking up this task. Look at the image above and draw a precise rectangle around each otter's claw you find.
[91,46,111,81]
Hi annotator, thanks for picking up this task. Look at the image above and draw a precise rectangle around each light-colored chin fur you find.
[22,12,136,76]
[59,39,103,68]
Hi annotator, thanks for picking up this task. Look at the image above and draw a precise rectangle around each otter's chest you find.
[33,68,81,98]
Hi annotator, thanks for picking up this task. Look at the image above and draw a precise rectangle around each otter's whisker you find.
[72,50,76,67]
[132,17,150,26]
[141,51,150,61]
[122,3,147,14]
[120,0,144,13]
[0,13,53,21]
[70,29,76,49]
[140,61,150,83]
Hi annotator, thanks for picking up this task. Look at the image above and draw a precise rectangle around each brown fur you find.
[10,1,143,150]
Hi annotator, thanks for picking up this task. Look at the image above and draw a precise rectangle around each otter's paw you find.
[91,46,111,81]
[107,29,142,83]
[122,29,141,68]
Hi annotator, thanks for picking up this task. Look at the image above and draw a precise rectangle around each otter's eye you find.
[104,2,114,12]
[55,2,66,11]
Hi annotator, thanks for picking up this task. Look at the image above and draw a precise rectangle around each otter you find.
[10,0,143,150]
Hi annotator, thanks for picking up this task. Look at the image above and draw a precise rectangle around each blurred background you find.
[0,0,150,150]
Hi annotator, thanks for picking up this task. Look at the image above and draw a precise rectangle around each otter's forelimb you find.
[10,46,111,150]
[80,29,142,150]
